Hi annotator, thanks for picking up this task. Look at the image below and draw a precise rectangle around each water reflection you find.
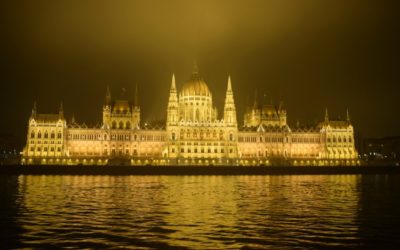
[0,175,24,249]
[1,175,398,249]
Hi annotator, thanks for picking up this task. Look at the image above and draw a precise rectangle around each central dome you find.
[180,71,211,97]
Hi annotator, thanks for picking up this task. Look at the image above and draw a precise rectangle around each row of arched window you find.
[30,146,62,152]
[328,148,353,155]
[30,131,62,139]
[177,129,225,139]
[178,147,231,154]
[327,136,352,143]
[238,136,287,143]
[69,134,105,141]
[111,121,131,129]
[292,137,320,143]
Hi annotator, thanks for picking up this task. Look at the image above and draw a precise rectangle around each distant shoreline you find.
[0,165,399,175]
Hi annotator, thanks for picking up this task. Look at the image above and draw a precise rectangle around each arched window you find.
[126,121,131,129]
[119,121,124,129]
[57,133,62,139]
[51,132,55,139]
[230,133,234,141]
[30,131,35,138]
[112,121,117,129]
[44,132,48,139]
[172,132,176,140]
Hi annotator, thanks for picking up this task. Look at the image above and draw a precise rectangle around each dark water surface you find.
[1,175,399,249]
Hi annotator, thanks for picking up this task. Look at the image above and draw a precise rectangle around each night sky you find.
[0,0,399,146]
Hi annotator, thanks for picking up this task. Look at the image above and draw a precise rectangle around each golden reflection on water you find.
[16,175,363,249]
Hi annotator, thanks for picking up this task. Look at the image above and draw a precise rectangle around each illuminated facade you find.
[21,68,358,166]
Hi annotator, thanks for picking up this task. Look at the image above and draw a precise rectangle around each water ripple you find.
[0,175,399,249]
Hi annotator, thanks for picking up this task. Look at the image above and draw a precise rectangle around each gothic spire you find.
[59,101,64,119]
[171,73,176,91]
[346,108,350,122]
[105,85,111,105]
[168,73,178,108]
[191,61,200,80]
[31,101,37,118]
[227,75,232,92]
[279,100,284,111]
[134,84,139,107]
[262,93,267,106]
[224,75,237,125]
[193,60,199,73]
[253,89,258,109]
[324,108,329,122]
[224,75,235,106]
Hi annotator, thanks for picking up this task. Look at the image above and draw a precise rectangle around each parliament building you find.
[21,67,359,166]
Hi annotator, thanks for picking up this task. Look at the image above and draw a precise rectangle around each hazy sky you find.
[1,0,399,145]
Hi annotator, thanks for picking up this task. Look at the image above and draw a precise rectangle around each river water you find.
[1,175,399,249]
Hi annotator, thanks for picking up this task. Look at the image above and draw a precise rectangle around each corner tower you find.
[223,76,237,127]
[167,74,179,128]
[102,86,112,128]
[223,76,239,160]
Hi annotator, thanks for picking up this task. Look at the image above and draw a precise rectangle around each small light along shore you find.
[0,165,400,175]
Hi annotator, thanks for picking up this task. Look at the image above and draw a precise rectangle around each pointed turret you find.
[171,74,176,91]
[105,85,111,105]
[103,86,112,127]
[224,75,237,126]
[253,89,258,109]
[278,100,284,111]
[168,73,178,100]
[193,60,199,73]
[190,61,201,80]
[227,75,232,92]
[167,73,179,126]
[31,101,37,119]
[131,84,141,128]
[324,108,329,122]
[134,84,139,107]
[59,101,64,119]
[225,75,234,102]
[346,108,350,122]
[224,75,238,159]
